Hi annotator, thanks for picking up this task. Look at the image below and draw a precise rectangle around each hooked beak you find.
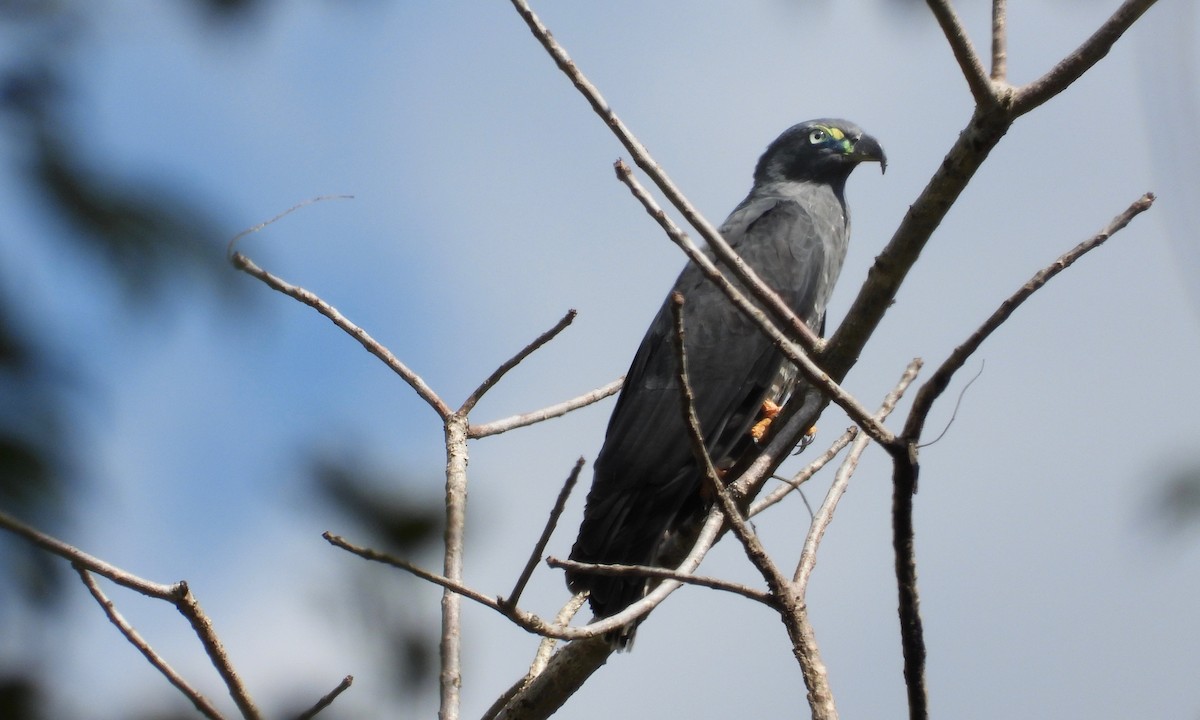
[848,133,887,174]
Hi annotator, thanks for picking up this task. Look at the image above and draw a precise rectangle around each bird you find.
[566,119,885,647]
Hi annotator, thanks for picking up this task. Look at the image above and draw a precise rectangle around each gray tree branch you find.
[510,0,823,354]
[0,510,266,720]
[468,378,623,439]
[926,0,996,105]
[232,251,453,420]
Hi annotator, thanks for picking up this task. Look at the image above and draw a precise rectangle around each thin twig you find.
[326,531,513,616]
[991,0,1008,82]
[828,0,1155,382]
[0,509,177,599]
[74,566,226,720]
[667,294,785,592]
[501,458,585,610]
[547,557,772,605]
[459,310,577,415]
[749,428,858,518]
[0,512,261,718]
[486,504,733,719]
[794,435,871,591]
[231,252,452,419]
[224,195,353,260]
[293,675,354,720]
[793,359,921,591]
[531,594,588,677]
[618,162,895,448]
[903,193,1154,443]
[614,159,822,350]
[469,377,623,439]
[1014,0,1160,115]
[668,293,838,719]
[323,530,690,640]
[918,360,984,449]
[885,196,1155,720]
[926,0,996,105]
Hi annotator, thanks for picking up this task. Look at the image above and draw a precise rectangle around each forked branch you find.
[887,193,1155,720]
[232,252,453,419]
[0,510,268,720]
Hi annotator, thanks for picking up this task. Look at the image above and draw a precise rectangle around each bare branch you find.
[509,0,824,358]
[501,458,586,610]
[488,636,615,720]
[749,428,858,518]
[323,530,688,641]
[884,196,1155,720]
[793,434,870,591]
[224,195,353,260]
[903,192,1154,443]
[231,252,452,419]
[0,509,178,599]
[926,0,996,105]
[824,105,1008,379]
[1,511,260,718]
[668,293,788,593]
[991,0,1008,82]
[326,531,514,616]
[468,377,622,439]
[530,595,588,679]
[173,584,262,720]
[828,2,1154,382]
[485,506,731,719]
[75,566,226,720]
[459,310,577,415]
[919,360,984,449]
[547,557,772,605]
[481,595,588,720]
[892,447,926,720]
[618,162,895,448]
[669,293,839,720]
[1014,0,1160,116]
[614,159,822,351]
[441,413,469,720]
[293,676,354,720]
[793,359,921,591]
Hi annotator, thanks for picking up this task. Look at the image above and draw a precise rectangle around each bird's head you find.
[753,119,886,187]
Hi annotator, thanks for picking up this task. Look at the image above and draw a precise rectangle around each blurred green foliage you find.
[0,2,439,717]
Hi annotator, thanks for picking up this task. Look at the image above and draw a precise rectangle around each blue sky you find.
[3,1,1198,718]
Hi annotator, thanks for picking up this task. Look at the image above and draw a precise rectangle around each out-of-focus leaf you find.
[310,452,443,700]
[1155,464,1200,533]
[313,457,442,555]
[395,627,435,692]
[31,126,240,304]
[0,674,43,720]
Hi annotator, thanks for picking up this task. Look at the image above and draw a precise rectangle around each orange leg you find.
[749,400,783,442]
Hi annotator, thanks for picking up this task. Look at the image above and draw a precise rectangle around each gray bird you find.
[566,119,885,646]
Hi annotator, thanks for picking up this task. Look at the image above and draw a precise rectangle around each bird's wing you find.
[570,195,842,599]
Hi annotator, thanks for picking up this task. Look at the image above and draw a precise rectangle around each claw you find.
[793,425,818,454]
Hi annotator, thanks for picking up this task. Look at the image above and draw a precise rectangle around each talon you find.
[794,425,818,454]
[749,400,783,442]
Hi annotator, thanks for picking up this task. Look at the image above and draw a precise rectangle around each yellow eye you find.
[808,129,826,144]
